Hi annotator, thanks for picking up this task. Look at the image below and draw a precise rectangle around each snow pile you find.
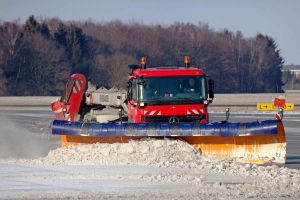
[26,139,201,166]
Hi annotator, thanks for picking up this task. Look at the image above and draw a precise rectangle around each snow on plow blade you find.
[52,120,286,164]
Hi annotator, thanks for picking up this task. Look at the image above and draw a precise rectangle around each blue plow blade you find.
[52,120,278,137]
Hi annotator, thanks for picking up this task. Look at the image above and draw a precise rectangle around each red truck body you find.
[127,67,209,123]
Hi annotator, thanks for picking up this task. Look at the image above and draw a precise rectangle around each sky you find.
[0,0,299,65]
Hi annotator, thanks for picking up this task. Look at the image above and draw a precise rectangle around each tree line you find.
[0,16,284,96]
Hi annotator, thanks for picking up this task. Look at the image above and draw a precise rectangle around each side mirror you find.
[208,79,214,100]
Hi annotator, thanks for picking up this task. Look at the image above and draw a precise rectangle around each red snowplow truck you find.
[126,56,214,123]
[51,56,286,165]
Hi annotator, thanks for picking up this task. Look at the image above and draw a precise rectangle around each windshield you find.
[139,76,207,104]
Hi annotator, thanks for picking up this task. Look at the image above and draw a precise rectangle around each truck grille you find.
[142,114,206,122]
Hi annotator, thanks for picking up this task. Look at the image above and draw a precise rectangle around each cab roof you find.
[131,67,204,77]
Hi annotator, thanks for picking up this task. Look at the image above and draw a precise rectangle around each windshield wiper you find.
[174,98,204,103]
[146,97,164,101]
[144,98,167,104]
[146,97,198,102]
[175,97,195,101]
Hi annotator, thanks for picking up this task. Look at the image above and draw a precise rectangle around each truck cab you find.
[127,57,214,123]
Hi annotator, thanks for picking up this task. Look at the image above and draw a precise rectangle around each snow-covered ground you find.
[1,139,300,199]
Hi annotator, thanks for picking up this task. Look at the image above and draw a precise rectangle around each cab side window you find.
[132,79,137,100]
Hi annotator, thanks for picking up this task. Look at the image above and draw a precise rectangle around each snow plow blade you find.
[52,119,286,164]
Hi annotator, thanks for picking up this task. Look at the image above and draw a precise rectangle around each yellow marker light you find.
[184,56,190,64]
[184,56,190,68]
[140,57,147,65]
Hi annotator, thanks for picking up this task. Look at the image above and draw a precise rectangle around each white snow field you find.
[1,139,300,199]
